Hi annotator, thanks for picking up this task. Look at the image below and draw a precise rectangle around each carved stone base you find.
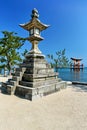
[2,54,67,101]
[16,81,66,100]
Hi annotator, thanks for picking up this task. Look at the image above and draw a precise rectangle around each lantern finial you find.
[31,8,39,19]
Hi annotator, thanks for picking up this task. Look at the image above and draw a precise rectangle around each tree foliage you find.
[47,49,70,69]
[0,31,26,75]
[21,49,28,59]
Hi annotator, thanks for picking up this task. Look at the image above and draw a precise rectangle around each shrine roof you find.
[71,57,82,61]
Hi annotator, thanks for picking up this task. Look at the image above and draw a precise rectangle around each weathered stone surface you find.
[13,80,66,101]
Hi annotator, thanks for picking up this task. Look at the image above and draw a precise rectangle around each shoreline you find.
[0,75,87,85]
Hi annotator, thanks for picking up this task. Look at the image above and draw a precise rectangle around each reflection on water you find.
[57,68,87,82]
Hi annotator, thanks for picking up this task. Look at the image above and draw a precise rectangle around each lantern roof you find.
[19,8,49,31]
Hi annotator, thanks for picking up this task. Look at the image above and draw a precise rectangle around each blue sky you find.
[0,0,87,66]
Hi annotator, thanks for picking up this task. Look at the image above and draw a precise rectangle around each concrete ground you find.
[0,84,87,130]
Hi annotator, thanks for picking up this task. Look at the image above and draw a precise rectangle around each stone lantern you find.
[2,9,66,101]
[20,8,49,57]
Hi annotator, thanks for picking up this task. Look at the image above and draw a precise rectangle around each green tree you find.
[0,31,26,75]
[47,54,54,68]
[21,49,28,59]
[47,49,70,70]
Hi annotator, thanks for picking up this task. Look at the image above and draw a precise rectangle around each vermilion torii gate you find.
[70,57,84,71]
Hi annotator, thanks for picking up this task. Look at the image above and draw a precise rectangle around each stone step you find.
[2,82,8,92]
[23,73,58,79]
[7,85,16,95]
[16,81,67,100]
[15,71,23,77]
[8,78,12,82]
[21,63,47,69]
[56,81,67,89]
[23,58,46,63]
[37,68,54,74]
[9,81,18,86]
[23,72,58,80]
[19,79,59,88]
[16,67,26,73]
[12,76,21,82]
[25,68,54,74]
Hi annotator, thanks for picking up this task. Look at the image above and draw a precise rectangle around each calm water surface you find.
[58,67,87,83]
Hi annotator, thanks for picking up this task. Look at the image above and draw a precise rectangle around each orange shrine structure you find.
[70,57,84,71]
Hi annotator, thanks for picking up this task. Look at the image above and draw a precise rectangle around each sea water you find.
[58,67,87,83]
[1,68,87,83]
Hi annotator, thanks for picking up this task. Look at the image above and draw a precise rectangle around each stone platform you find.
[2,56,66,101]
